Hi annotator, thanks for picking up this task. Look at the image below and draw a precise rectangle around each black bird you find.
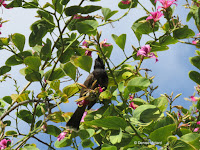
[66,55,108,130]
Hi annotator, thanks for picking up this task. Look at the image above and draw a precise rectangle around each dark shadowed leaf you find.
[173,25,195,39]
[46,125,61,137]
[0,66,11,75]
[189,56,200,70]
[189,70,200,85]
[17,109,33,123]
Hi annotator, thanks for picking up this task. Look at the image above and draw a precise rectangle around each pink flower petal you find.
[197,121,200,125]
[194,127,199,132]
[129,102,136,109]
[121,0,131,4]
[191,96,198,102]
[81,111,87,122]
[192,40,198,45]
[57,132,67,141]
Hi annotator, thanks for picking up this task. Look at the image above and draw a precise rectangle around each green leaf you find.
[5,130,18,136]
[16,93,29,102]
[0,37,10,46]
[148,41,169,52]
[85,116,127,130]
[79,129,95,140]
[118,0,138,9]
[109,129,123,144]
[54,137,72,148]
[17,109,33,123]
[5,51,32,66]
[102,45,113,58]
[49,80,60,91]
[180,133,200,149]
[71,56,92,72]
[151,96,168,112]
[173,26,195,39]
[189,70,200,85]
[101,8,118,21]
[40,38,52,60]
[76,20,98,35]
[25,71,42,82]
[101,144,117,150]
[132,17,159,35]
[46,125,61,137]
[159,35,178,45]
[60,62,76,80]
[64,6,82,16]
[48,111,66,123]
[44,68,65,81]
[82,5,101,14]
[150,124,176,146]
[22,1,38,8]
[197,100,200,110]
[6,0,22,8]
[189,56,200,70]
[52,0,63,14]
[20,146,39,150]
[63,83,81,98]
[113,34,126,51]
[81,139,94,148]
[24,56,41,72]
[99,90,112,100]
[3,120,11,126]
[60,0,70,5]
[133,104,161,123]
[0,66,11,75]
[12,33,25,52]
[118,81,125,92]
[126,77,151,93]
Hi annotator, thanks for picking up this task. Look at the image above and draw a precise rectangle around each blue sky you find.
[0,0,199,149]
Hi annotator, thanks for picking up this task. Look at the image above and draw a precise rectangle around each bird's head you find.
[94,55,105,69]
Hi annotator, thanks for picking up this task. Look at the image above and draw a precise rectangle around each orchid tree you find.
[0,0,200,149]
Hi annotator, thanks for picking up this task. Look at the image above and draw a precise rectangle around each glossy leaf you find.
[84,116,127,130]
[126,77,151,93]
[82,139,94,148]
[46,125,61,137]
[133,104,161,123]
[12,33,25,52]
[0,66,11,75]
[17,109,33,123]
[101,8,118,21]
[63,83,81,98]
[189,56,200,70]
[24,56,41,72]
[2,96,12,104]
[173,26,195,39]
[40,38,52,60]
[151,96,168,112]
[189,70,200,85]
[44,68,65,81]
[54,137,72,148]
[60,62,76,80]
[5,130,18,136]
[79,129,95,140]
[112,34,126,50]
[150,124,176,146]
[71,56,92,72]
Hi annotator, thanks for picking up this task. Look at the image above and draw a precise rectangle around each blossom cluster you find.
[0,139,10,150]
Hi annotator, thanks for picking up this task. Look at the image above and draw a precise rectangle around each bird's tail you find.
[66,105,86,130]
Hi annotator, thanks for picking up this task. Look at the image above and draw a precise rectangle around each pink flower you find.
[137,45,158,62]
[57,132,67,141]
[192,40,198,45]
[121,0,131,4]
[77,100,89,107]
[98,85,103,93]
[80,111,87,122]
[197,33,200,36]
[73,14,90,19]
[100,39,112,48]
[82,40,89,48]
[190,96,198,102]
[197,121,200,125]
[178,111,181,117]
[85,50,92,57]
[146,11,163,22]
[0,139,11,150]
[0,0,11,9]
[129,95,133,100]
[194,127,199,132]
[0,24,2,28]
[129,102,136,109]
[155,0,177,9]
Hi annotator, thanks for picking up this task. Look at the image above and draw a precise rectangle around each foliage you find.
[0,0,200,149]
